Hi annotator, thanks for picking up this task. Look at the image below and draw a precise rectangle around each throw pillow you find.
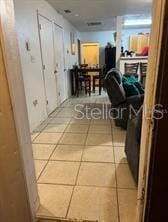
[122,76,140,97]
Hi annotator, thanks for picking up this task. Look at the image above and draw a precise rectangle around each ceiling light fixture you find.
[75,14,79,17]
[124,18,152,26]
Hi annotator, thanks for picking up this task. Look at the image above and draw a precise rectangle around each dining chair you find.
[124,62,139,75]
[75,67,91,97]
[140,62,148,87]
[92,66,106,95]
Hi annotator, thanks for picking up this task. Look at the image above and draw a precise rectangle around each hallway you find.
[31,94,137,222]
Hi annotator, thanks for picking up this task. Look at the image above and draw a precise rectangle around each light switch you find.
[25,41,30,51]
[30,55,36,63]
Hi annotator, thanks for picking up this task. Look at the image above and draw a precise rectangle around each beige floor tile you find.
[56,111,75,118]
[118,189,137,222]
[43,124,67,133]
[61,107,76,111]
[77,162,116,187]
[70,118,91,125]
[49,108,63,117]
[61,103,74,108]
[34,119,50,132]
[34,160,47,179]
[59,133,87,145]
[37,184,73,218]
[111,119,117,127]
[34,96,137,221]
[114,146,128,164]
[113,130,126,146]
[91,119,111,125]
[86,134,113,146]
[89,124,112,134]
[32,144,56,160]
[82,146,114,163]
[113,127,126,134]
[38,161,80,185]
[65,124,89,133]
[31,132,40,141]
[34,133,63,144]
[116,164,136,189]
[50,145,84,161]
[49,117,71,125]
[67,186,119,222]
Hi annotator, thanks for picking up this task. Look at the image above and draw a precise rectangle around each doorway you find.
[81,42,99,66]
[81,42,100,80]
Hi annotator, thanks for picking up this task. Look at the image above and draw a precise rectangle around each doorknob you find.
[54,70,58,74]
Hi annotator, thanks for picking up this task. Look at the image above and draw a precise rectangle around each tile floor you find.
[32,94,137,222]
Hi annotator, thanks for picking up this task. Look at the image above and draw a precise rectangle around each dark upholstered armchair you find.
[104,68,144,129]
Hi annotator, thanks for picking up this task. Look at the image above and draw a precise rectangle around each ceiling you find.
[47,0,152,32]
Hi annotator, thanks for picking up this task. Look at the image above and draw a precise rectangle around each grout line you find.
[111,123,121,222]
[36,144,57,181]
[38,159,116,164]
[37,182,137,191]
[36,161,48,182]
[65,117,91,219]
[31,132,40,142]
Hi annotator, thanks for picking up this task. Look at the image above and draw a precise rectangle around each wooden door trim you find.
[144,0,168,220]
[137,0,166,221]
[0,0,39,221]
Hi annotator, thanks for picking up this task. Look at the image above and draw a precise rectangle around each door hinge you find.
[39,24,42,30]
[43,65,46,70]
[46,100,49,105]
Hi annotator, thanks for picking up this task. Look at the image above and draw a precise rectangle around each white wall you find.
[122,27,151,50]
[14,0,80,132]
[80,28,151,65]
[80,31,115,66]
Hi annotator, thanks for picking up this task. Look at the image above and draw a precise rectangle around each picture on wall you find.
[70,32,76,55]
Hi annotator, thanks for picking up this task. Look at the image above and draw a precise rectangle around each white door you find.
[53,24,66,105]
[38,15,58,114]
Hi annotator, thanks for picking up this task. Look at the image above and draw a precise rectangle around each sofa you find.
[125,110,143,184]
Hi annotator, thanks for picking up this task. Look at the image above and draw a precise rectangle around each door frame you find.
[36,11,48,116]
[0,0,38,221]
[144,0,168,220]
[53,22,66,104]
[137,0,166,221]
[0,0,167,221]
[77,39,81,65]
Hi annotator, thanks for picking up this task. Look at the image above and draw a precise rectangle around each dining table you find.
[70,67,103,96]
